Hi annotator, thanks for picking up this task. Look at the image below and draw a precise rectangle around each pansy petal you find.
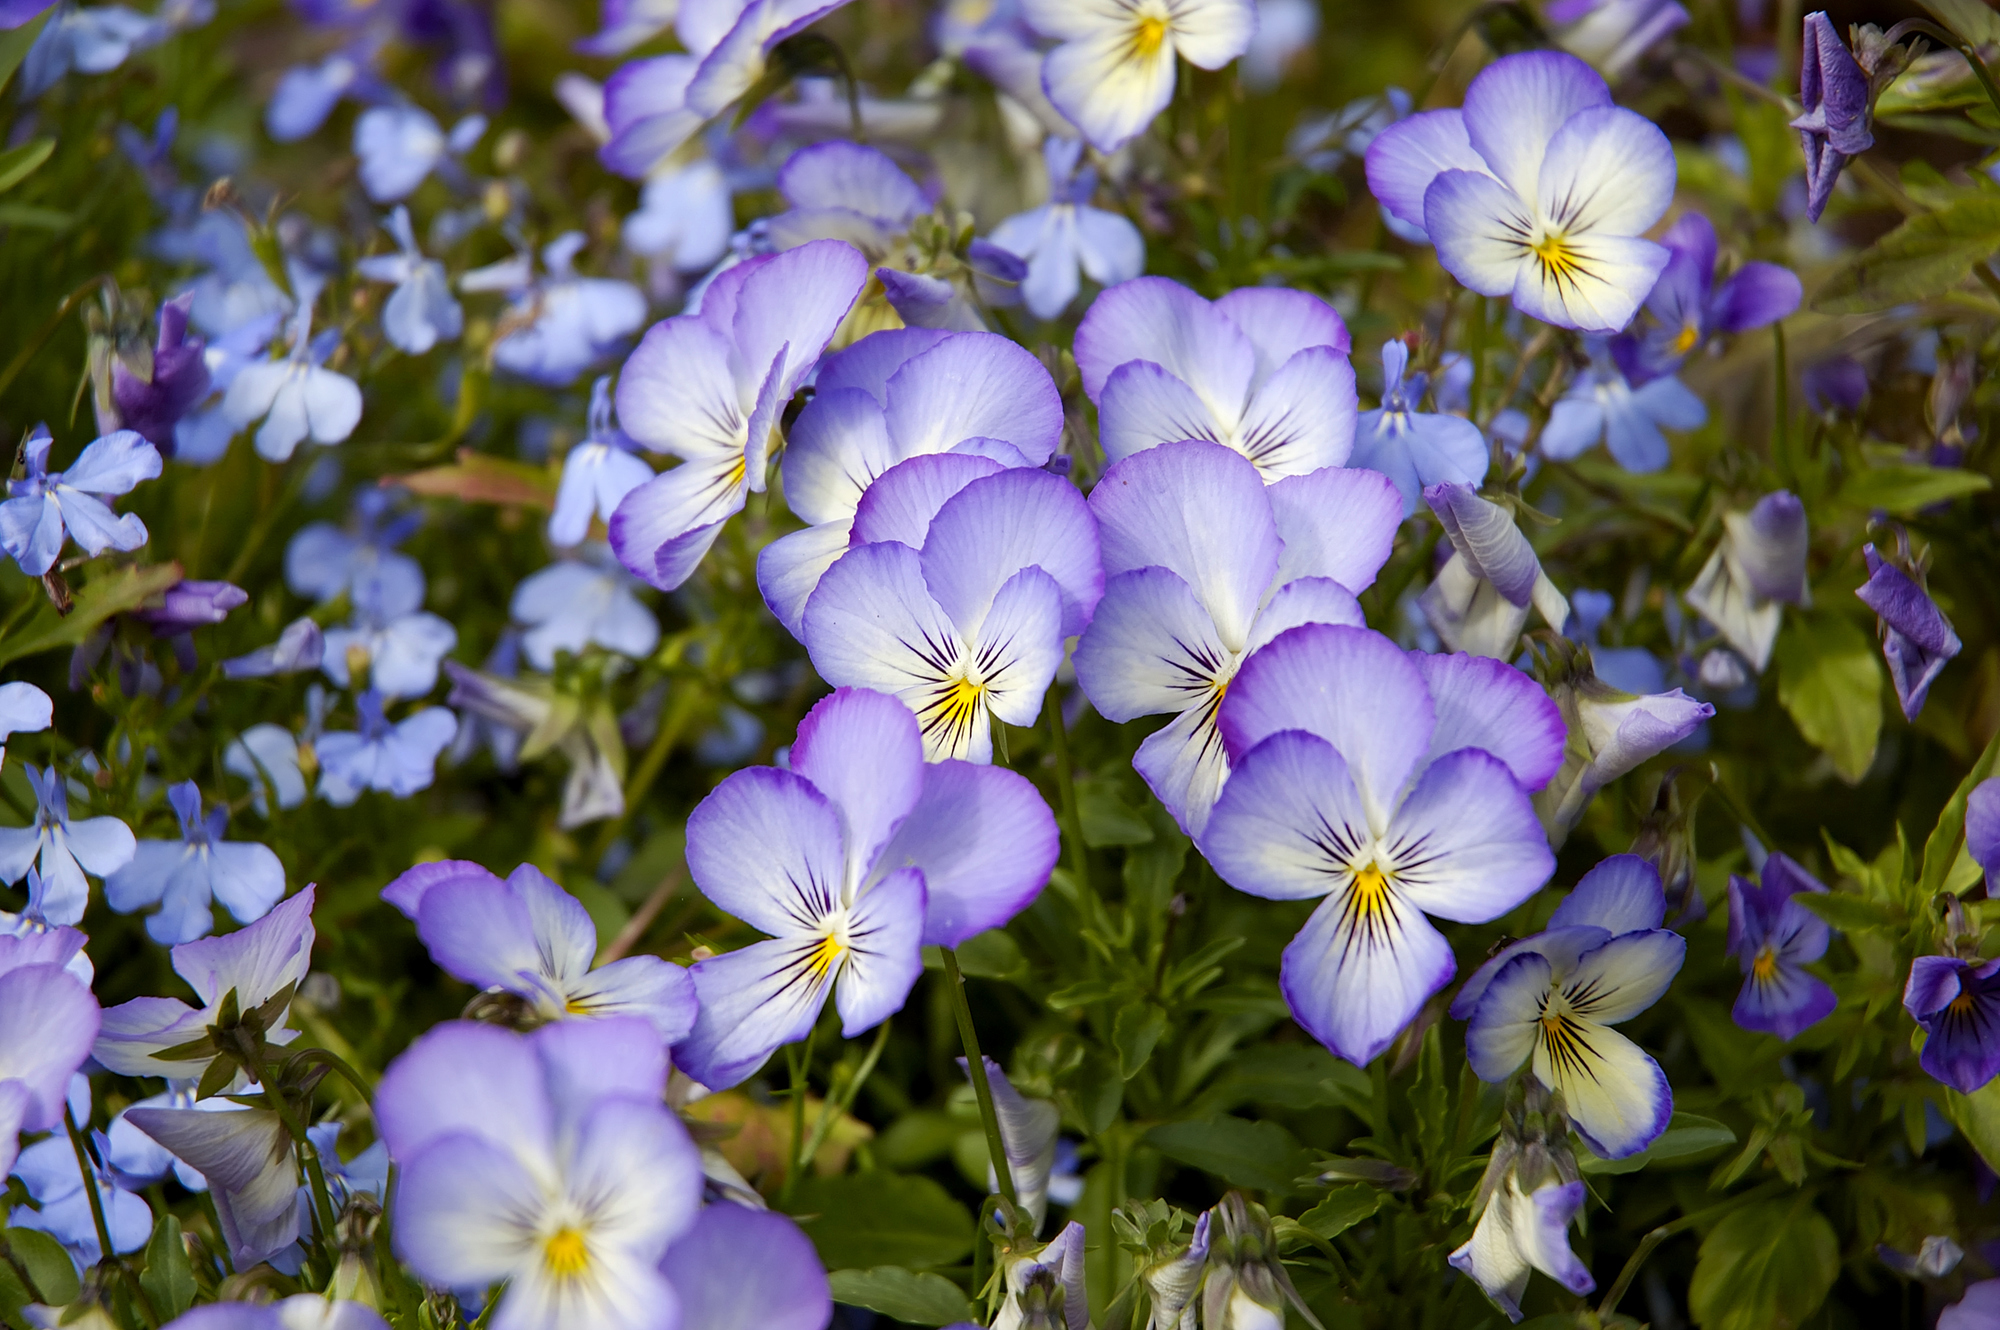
[919,467,1102,638]
[374,1021,552,1161]
[1382,748,1554,922]
[1363,108,1483,232]
[1534,1017,1672,1159]
[804,542,971,739]
[1234,345,1358,476]
[1132,705,1233,838]
[833,866,926,1035]
[815,327,954,399]
[1072,277,1254,411]
[757,519,861,639]
[1463,949,1553,1081]
[1040,25,1176,154]
[850,453,1007,549]
[1566,928,1686,1025]
[1265,464,1402,592]
[965,566,1067,734]
[1098,359,1228,466]
[1410,651,1567,791]
[1213,286,1352,369]
[884,332,1064,464]
[678,936,835,1090]
[1536,105,1675,243]
[607,456,747,592]
[1424,169,1534,299]
[1512,231,1668,335]
[1460,49,1611,202]
[779,387,895,526]
[1168,0,1256,67]
[1241,576,1365,654]
[790,687,926,887]
[1711,261,1803,334]
[660,1203,831,1330]
[685,767,847,939]
[1281,872,1458,1065]
[728,239,870,401]
[872,760,1058,947]
[391,1132,544,1287]
[556,955,697,1043]
[613,317,743,460]
[1072,567,1231,722]
[1549,854,1665,932]
[1197,730,1364,902]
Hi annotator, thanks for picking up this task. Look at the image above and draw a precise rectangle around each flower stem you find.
[1042,684,1091,897]
[263,1081,340,1251]
[941,947,1019,1211]
[778,1025,818,1209]
[797,1020,892,1177]
[1771,321,1790,474]
[65,1107,159,1329]
[1597,1180,1785,1317]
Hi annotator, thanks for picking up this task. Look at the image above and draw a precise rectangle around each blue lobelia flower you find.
[0,426,161,576]
[621,158,735,276]
[1547,0,1689,80]
[1684,490,1809,675]
[381,859,696,1042]
[0,932,100,1181]
[1453,855,1685,1158]
[609,239,869,590]
[1613,213,1801,384]
[0,766,136,926]
[103,780,286,945]
[1856,542,1962,721]
[315,691,457,805]
[355,206,463,355]
[658,1202,833,1330]
[1020,0,1255,152]
[1072,440,1402,834]
[285,486,426,614]
[989,137,1146,320]
[110,294,212,452]
[1540,337,1706,473]
[223,723,309,813]
[265,42,380,142]
[755,327,1064,636]
[550,378,654,550]
[352,102,483,202]
[679,688,1058,1087]
[0,681,53,769]
[1793,11,1873,222]
[464,234,650,388]
[9,1126,153,1271]
[1351,340,1490,514]
[802,466,1102,762]
[1073,276,1358,480]
[172,311,288,466]
[221,268,364,462]
[376,1017,703,1330]
[1365,51,1674,333]
[511,545,659,670]
[321,577,458,701]
[1197,624,1563,1064]
[1726,853,1835,1039]
[1905,954,2000,1095]
[1419,482,1572,660]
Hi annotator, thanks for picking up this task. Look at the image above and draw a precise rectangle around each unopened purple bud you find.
[1855,544,1961,720]
[223,617,327,679]
[1425,482,1540,605]
[110,295,211,454]
[1736,491,1809,603]
[135,580,248,635]
[1792,12,1874,222]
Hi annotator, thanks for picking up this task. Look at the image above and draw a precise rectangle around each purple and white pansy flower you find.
[1020,0,1256,153]
[1726,852,1836,1040]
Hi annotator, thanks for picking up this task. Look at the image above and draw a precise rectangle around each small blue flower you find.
[285,487,426,614]
[356,206,463,355]
[352,103,484,203]
[463,234,648,388]
[220,268,363,462]
[8,1129,153,1271]
[512,545,658,671]
[103,780,286,945]
[0,682,53,769]
[0,426,161,576]
[549,378,653,549]
[316,691,456,805]
[322,580,458,701]
[1351,340,1490,514]
[223,723,309,813]
[1540,338,1705,473]
[988,137,1145,320]
[0,766,136,926]
[223,617,327,680]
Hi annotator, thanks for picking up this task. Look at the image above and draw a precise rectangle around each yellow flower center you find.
[805,930,846,980]
[918,672,987,752]
[1673,321,1701,355]
[1751,945,1780,983]
[1950,991,1976,1016]
[545,1227,590,1278]
[1131,14,1169,58]
[1349,865,1392,921]
[1531,232,1585,287]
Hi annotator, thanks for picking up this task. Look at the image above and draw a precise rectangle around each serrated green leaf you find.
[954,928,1025,981]
[1688,1196,1838,1330]
[789,1172,973,1271]
[140,1214,196,1319]
[0,139,54,195]
[827,1267,974,1326]
[1146,1116,1308,1194]
[1837,463,1991,515]
[1923,726,2000,897]
[0,561,184,668]
[1791,889,1902,932]
[1076,779,1153,846]
[1814,196,2000,313]
[3,1228,77,1306]
[1114,1002,1167,1079]
[1774,613,1883,784]
[1580,1114,1737,1175]
[1297,1186,1382,1239]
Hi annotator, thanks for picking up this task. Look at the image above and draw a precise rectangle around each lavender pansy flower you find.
[679,688,1057,1087]
[995,1219,1087,1330]
[285,487,425,615]
[1540,337,1705,473]
[1856,543,1962,721]
[1549,0,1689,80]
[1455,855,1683,1158]
[381,859,696,1042]
[512,546,659,670]
[321,579,458,701]
[106,1083,219,1192]
[761,139,927,257]
[377,1018,703,1330]
[103,781,286,945]
[1020,0,1254,153]
[1685,490,1809,674]
[610,239,868,590]
[223,618,326,680]
[550,378,653,549]
[989,137,1146,320]
[0,681,53,769]
[1419,483,1572,660]
[1538,646,1714,843]
[1365,51,1674,332]
[576,0,677,55]
[803,467,1102,762]
[1614,213,1801,384]
[621,159,734,275]
[1450,1173,1594,1321]
[0,937,101,1181]
[1793,11,1873,222]
[221,269,363,462]
[110,294,212,451]
[129,1095,306,1266]
[158,1297,391,1330]
[353,103,483,202]
[1905,954,2000,1094]
[657,1202,833,1330]
[356,206,463,355]
[466,233,648,387]
[1073,440,1402,834]
[8,1129,153,1269]
[756,327,1063,635]
[0,425,161,576]
[0,766,136,926]
[1727,853,1835,1039]
[315,691,456,804]
[1073,276,1357,480]
[1941,1282,2000,1330]
[94,886,315,1079]
[1351,340,1490,514]
[1199,624,1562,1065]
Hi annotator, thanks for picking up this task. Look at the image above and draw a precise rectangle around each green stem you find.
[778,1026,818,1209]
[1886,19,2000,124]
[285,1046,377,1106]
[1597,1180,1786,1317]
[797,1020,892,1177]
[65,1108,158,1328]
[1042,684,1090,896]
[263,1082,340,1249]
[941,947,1019,1211]
[1772,321,1790,476]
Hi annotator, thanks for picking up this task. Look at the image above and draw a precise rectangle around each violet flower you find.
[222,617,326,680]
[1350,339,1490,513]
[132,579,247,637]
[1073,439,1403,834]
[550,378,653,550]
[1073,276,1358,480]
[1726,853,1835,1039]
[679,687,1058,1087]
[111,294,212,451]
[1905,954,2000,1094]
[658,1202,833,1330]
[266,44,379,142]
[1614,213,1801,384]
[0,425,161,576]
[1538,651,1715,843]
[285,486,425,615]
[465,233,649,388]
[0,766,136,926]
[0,681,53,769]
[8,1128,153,1268]
[1541,337,1706,473]
[1793,12,1873,222]
[1451,1173,1594,1321]
[381,859,696,1042]
[1365,51,1674,333]
[1856,543,1962,721]
[0,934,101,1181]
[989,137,1146,320]
[995,1220,1087,1330]
[609,239,868,590]
[315,691,457,804]
[1199,623,1561,1065]
[103,780,286,945]
[355,205,463,355]
[511,545,658,670]
[1021,0,1255,152]
[1969,777,2000,885]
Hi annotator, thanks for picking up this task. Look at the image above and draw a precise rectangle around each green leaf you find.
[1579,1114,1737,1175]
[1814,195,2000,313]
[1146,1116,1308,1194]
[1943,1078,2000,1172]
[0,562,185,668]
[1687,1196,1838,1330]
[1774,613,1883,784]
[788,1172,973,1271]
[1792,890,1903,933]
[3,1228,78,1306]
[1919,0,2000,45]
[0,139,53,195]
[954,928,1026,981]
[1076,779,1154,846]
[1069,1057,1124,1136]
[1922,726,2000,897]
[1114,1002,1167,1079]
[1297,1186,1382,1239]
[0,203,69,230]
[827,1267,974,1326]
[140,1214,196,1319]
[0,13,49,99]
[1837,463,1991,514]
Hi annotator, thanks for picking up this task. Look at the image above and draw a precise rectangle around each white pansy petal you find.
[1265,464,1403,593]
[1041,25,1178,154]
[1511,232,1668,335]
[564,1095,703,1252]
[1198,730,1364,902]
[1169,0,1257,68]
[803,543,971,749]
[963,567,1066,734]
[392,1132,543,1286]
[685,768,847,939]
[1241,577,1365,654]
[1564,928,1685,1025]
[1535,106,1675,240]
[1072,567,1231,723]
[1132,706,1232,837]
[1459,49,1611,201]
[1363,109,1482,232]
[1533,1017,1672,1159]
[757,519,861,639]
[780,387,895,526]
[615,318,743,460]
[1235,345,1357,476]
[1463,949,1553,1081]
[1424,170,1532,299]
[1281,875,1457,1066]
[679,938,836,1090]
[1099,360,1226,465]
[1382,749,1553,922]
[833,866,926,1035]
